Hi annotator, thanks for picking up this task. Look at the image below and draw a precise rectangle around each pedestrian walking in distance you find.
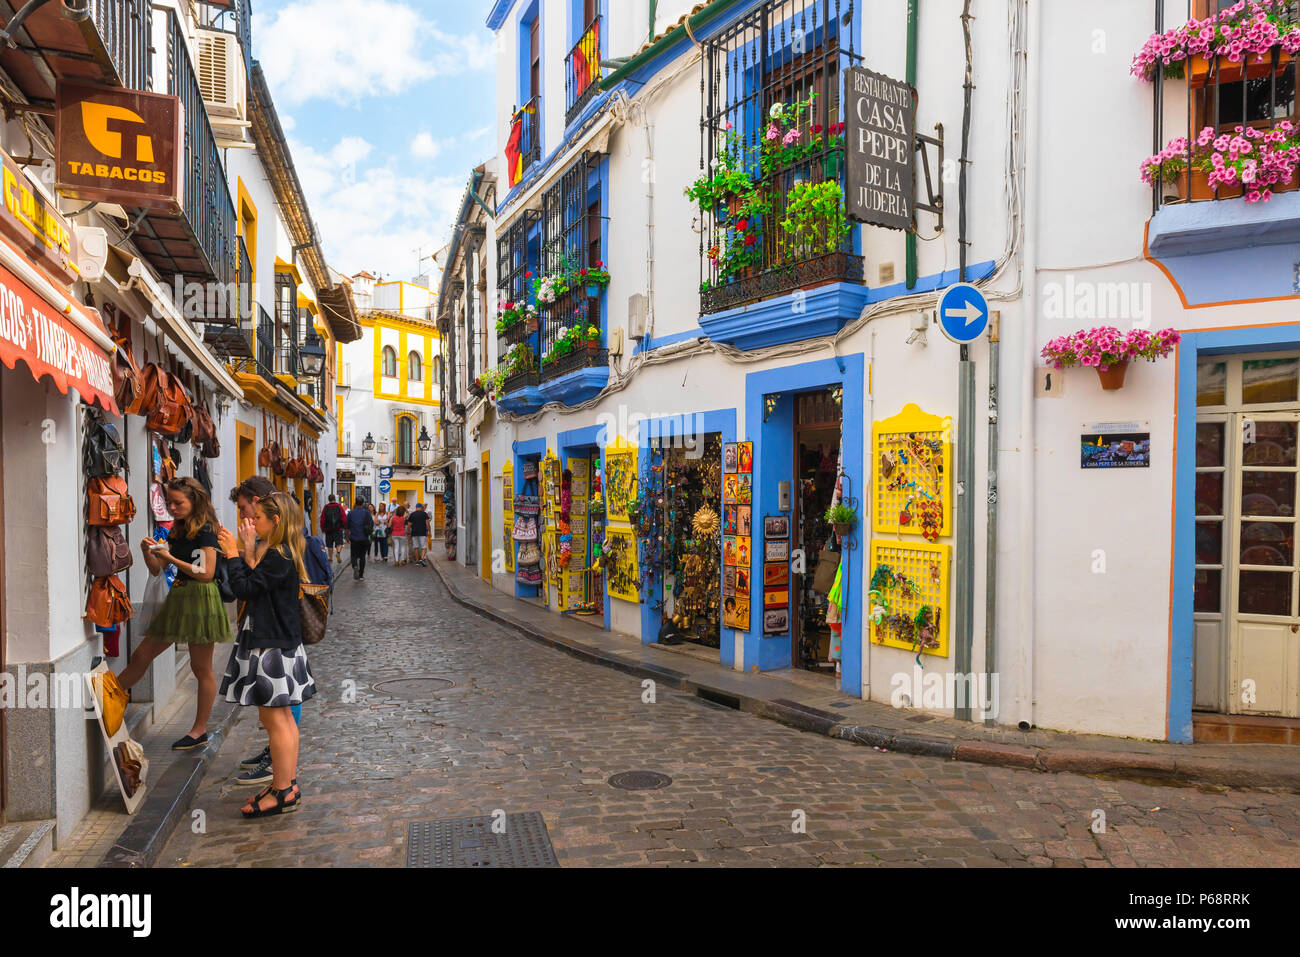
[374,502,391,562]
[408,501,431,567]
[347,499,374,580]
[217,491,315,818]
[116,477,232,751]
[391,505,408,565]
[320,494,346,563]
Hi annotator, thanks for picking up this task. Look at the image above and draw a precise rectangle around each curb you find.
[99,699,240,868]
[428,560,1300,793]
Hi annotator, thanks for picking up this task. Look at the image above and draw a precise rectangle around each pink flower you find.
[724,121,734,131]
[766,127,779,141]
[783,128,801,145]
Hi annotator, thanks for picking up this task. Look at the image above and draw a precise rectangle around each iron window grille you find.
[495,210,543,392]
[1151,1,1300,210]
[538,153,607,382]
[697,0,862,315]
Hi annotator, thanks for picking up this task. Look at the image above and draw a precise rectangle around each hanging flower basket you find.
[1096,361,1129,391]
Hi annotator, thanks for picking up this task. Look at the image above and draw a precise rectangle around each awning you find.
[104,245,244,400]
[0,233,117,413]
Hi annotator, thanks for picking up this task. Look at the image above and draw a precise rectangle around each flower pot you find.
[586,283,601,298]
[584,340,601,356]
[833,522,851,537]
[1096,361,1129,390]
[525,317,540,334]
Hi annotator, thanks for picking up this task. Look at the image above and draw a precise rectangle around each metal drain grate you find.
[608,771,673,790]
[405,812,558,867]
[373,676,455,698]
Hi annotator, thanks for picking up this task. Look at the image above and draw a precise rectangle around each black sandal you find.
[240,782,300,819]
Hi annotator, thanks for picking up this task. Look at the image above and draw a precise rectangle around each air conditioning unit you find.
[195,29,247,121]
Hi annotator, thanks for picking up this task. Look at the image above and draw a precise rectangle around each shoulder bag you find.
[299,582,330,645]
[88,526,133,577]
[88,476,136,526]
[85,575,133,629]
[85,414,127,477]
[259,412,273,468]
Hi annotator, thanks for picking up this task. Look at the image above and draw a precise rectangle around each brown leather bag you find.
[155,437,176,483]
[259,412,272,468]
[136,362,164,418]
[287,437,305,479]
[112,340,143,415]
[88,526,133,578]
[146,370,192,436]
[85,575,133,628]
[88,475,136,526]
[271,421,286,476]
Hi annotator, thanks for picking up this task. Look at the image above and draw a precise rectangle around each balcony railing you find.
[441,422,465,459]
[540,292,603,382]
[1149,3,1300,210]
[509,96,541,182]
[697,0,862,315]
[229,306,276,382]
[565,8,601,126]
[89,0,151,89]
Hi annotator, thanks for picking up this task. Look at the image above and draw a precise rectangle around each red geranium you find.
[744,234,756,246]
[735,218,749,232]
[580,268,588,276]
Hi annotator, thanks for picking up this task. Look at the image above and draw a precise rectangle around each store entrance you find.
[792,389,842,673]
[658,434,723,649]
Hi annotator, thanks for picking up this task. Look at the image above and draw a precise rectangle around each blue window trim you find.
[1171,322,1300,742]
[518,1,544,160]
[637,409,739,663]
[558,424,610,629]
[487,0,518,31]
[512,437,549,598]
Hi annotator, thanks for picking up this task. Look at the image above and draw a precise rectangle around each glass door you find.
[1229,411,1300,716]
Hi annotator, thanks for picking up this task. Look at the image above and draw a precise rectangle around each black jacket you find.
[228,548,302,650]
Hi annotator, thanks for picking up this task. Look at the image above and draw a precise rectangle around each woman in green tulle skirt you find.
[117,478,233,751]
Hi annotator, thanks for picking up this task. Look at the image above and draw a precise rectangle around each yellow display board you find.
[604,438,638,522]
[502,461,514,572]
[604,527,639,603]
[868,538,951,657]
[872,403,953,540]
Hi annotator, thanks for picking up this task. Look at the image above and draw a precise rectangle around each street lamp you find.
[362,432,375,453]
[299,335,326,377]
[418,425,432,452]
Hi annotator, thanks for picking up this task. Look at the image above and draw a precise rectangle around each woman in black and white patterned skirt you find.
[217,491,315,818]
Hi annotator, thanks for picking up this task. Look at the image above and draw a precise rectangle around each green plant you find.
[824,503,857,526]
[780,181,851,259]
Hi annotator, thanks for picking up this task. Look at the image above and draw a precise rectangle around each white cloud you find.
[410,132,442,160]
[256,0,494,106]
[289,134,465,278]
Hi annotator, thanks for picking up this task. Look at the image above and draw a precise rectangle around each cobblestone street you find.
[159,560,1300,867]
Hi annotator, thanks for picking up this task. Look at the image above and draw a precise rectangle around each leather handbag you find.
[287,437,305,479]
[299,582,330,645]
[85,415,127,477]
[271,421,286,476]
[112,341,143,415]
[136,362,164,418]
[146,370,192,436]
[156,437,176,483]
[88,526,133,578]
[259,412,272,467]
[88,476,136,526]
[308,454,324,483]
[85,577,133,631]
[92,669,130,737]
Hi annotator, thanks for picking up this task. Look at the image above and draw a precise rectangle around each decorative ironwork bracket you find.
[913,122,945,233]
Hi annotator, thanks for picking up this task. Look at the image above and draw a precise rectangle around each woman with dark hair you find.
[117,477,233,750]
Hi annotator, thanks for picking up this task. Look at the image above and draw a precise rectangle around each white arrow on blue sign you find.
[378,479,391,495]
[937,282,990,344]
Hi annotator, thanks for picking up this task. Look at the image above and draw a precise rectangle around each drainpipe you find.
[905,0,919,289]
[649,0,657,43]
[985,311,999,726]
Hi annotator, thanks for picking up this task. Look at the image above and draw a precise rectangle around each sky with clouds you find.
[251,0,497,287]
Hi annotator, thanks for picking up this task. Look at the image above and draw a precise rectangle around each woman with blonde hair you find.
[117,477,232,750]
[217,491,316,818]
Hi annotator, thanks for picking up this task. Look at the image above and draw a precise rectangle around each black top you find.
[408,509,430,536]
[168,523,218,581]
[228,548,302,650]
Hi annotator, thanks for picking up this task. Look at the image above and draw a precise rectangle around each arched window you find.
[408,350,422,382]
[397,415,416,465]
[381,345,397,378]
[433,356,443,389]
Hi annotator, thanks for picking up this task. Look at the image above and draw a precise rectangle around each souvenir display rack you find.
[502,461,515,572]
[514,458,542,585]
[872,403,953,540]
[868,539,951,657]
[658,436,723,645]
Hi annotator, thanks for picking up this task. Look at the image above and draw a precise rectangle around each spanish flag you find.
[569,20,600,102]
[505,111,524,187]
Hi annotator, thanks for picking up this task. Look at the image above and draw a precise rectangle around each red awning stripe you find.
[0,255,118,414]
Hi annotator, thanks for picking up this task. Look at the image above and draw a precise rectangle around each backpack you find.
[303,529,331,590]
[88,526,133,578]
[85,414,126,477]
[321,503,344,532]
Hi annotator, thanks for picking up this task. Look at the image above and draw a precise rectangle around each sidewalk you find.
[430,558,1300,792]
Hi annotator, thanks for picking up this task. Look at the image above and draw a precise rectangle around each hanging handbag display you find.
[88,526,133,578]
[299,582,330,645]
[91,669,130,737]
[88,476,136,526]
[85,575,133,630]
[258,412,273,468]
[146,369,192,436]
[136,362,164,419]
[271,420,286,476]
[85,414,127,477]
[287,436,305,479]
[308,449,324,483]
[155,437,176,483]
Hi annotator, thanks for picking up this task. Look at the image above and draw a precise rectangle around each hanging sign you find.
[426,472,446,494]
[55,81,184,211]
[844,66,916,231]
[0,148,80,285]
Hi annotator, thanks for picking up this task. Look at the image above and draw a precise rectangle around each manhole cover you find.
[405,812,558,867]
[373,676,455,698]
[608,771,673,791]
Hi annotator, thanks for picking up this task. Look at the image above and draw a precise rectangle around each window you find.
[538,155,606,377]
[397,416,416,465]
[433,356,443,389]
[408,350,422,382]
[382,345,398,378]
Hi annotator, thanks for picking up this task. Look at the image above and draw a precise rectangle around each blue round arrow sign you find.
[937,282,990,344]
[378,479,392,495]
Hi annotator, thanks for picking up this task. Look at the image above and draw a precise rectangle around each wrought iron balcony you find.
[130,10,238,293]
[226,305,276,382]
[565,7,601,126]
[0,0,150,97]
[509,96,541,182]
[441,421,465,459]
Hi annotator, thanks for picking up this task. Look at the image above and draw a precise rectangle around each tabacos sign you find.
[0,147,79,285]
[55,81,183,211]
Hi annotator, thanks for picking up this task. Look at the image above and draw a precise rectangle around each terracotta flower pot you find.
[833,522,851,537]
[584,340,601,356]
[1096,361,1129,390]
[525,317,540,334]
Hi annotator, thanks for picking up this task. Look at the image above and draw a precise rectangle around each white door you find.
[1228,411,1300,716]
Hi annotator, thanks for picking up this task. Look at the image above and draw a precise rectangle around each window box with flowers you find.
[1041,327,1182,390]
